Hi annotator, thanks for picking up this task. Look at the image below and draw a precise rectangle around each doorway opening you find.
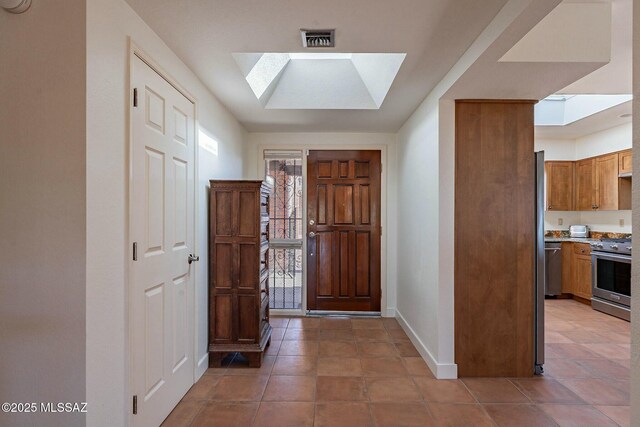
[265,150,304,310]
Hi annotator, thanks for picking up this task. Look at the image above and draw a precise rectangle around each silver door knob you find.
[309,232,317,238]
[188,254,200,264]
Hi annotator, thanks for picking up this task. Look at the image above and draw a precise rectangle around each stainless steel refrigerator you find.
[535,151,545,375]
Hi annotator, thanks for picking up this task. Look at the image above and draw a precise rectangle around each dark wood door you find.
[307,150,381,312]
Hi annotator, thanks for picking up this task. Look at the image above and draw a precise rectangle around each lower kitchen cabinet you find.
[560,242,592,301]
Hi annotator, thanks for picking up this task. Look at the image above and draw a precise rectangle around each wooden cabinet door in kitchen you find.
[575,158,595,211]
[619,149,632,175]
[595,154,619,210]
[545,161,574,211]
[572,244,592,300]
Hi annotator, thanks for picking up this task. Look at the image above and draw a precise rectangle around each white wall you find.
[536,123,633,233]
[245,132,398,316]
[86,1,246,425]
[0,2,86,427]
[631,0,640,423]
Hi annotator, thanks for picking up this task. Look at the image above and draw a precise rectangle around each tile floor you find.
[162,299,630,427]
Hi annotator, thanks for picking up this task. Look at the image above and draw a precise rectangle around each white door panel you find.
[131,55,195,427]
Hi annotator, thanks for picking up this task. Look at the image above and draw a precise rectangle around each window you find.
[265,150,303,310]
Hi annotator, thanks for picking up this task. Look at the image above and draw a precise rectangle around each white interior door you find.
[130,54,195,427]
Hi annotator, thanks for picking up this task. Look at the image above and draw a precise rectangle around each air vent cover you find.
[301,29,335,48]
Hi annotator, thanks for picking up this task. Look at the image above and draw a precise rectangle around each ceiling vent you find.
[301,29,335,48]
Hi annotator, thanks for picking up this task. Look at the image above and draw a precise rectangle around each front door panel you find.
[307,150,381,311]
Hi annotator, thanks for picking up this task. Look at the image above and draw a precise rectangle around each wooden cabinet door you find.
[572,254,592,300]
[619,149,632,175]
[545,161,574,210]
[561,242,573,294]
[575,158,595,211]
[595,154,619,210]
[307,150,381,312]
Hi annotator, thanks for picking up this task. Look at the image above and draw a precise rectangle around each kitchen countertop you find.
[544,237,601,244]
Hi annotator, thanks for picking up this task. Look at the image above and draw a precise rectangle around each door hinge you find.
[133,88,138,107]
[132,395,137,415]
[133,242,138,261]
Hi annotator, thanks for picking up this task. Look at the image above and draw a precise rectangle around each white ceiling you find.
[124,0,508,132]
[535,0,632,139]
[559,0,632,94]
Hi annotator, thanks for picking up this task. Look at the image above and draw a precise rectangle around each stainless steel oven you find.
[590,238,631,321]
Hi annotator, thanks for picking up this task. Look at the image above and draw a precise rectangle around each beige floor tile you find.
[183,375,221,401]
[161,400,204,427]
[358,342,399,357]
[427,403,494,427]
[278,340,319,356]
[414,378,476,403]
[366,377,422,402]
[272,355,317,376]
[262,375,315,401]
[361,357,409,377]
[318,340,358,357]
[316,376,368,401]
[370,402,434,427]
[558,378,629,406]
[462,378,529,403]
[510,379,585,404]
[210,375,269,401]
[252,402,314,427]
[402,357,434,377]
[539,404,619,427]
[314,402,372,427]
[483,403,557,427]
[225,355,275,376]
[317,357,362,376]
[190,402,259,427]
[595,405,630,427]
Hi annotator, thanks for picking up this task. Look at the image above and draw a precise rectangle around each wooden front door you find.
[307,150,381,312]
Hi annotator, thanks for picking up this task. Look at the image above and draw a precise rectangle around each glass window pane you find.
[266,159,303,240]
[269,247,303,309]
[265,155,304,310]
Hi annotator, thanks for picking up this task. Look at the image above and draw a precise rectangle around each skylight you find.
[233,52,406,110]
[535,94,633,126]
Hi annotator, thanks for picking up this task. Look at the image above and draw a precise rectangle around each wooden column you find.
[454,100,536,377]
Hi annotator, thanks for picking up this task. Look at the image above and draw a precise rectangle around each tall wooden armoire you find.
[208,180,272,367]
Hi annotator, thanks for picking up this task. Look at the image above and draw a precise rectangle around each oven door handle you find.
[592,252,632,263]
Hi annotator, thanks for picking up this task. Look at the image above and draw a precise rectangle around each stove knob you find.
[597,243,604,249]
[627,247,632,251]
[611,244,619,250]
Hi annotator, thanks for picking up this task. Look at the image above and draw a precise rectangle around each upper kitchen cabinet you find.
[594,153,619,210]
[574,158,595,211]
[619,149,632,176]
[545,161,574,211]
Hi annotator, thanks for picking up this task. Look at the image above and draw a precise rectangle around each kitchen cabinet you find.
[595,154,619,210]
[561,242,573,294]
[545,161,574,211]
[619,149,632,175]
[574,159,595,211]
[572,243,592,300]
[573,153,630,211]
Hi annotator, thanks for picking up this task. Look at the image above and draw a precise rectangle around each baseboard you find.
[383,307,396,317]
[196,352,208,380]
[395,309,458,379]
